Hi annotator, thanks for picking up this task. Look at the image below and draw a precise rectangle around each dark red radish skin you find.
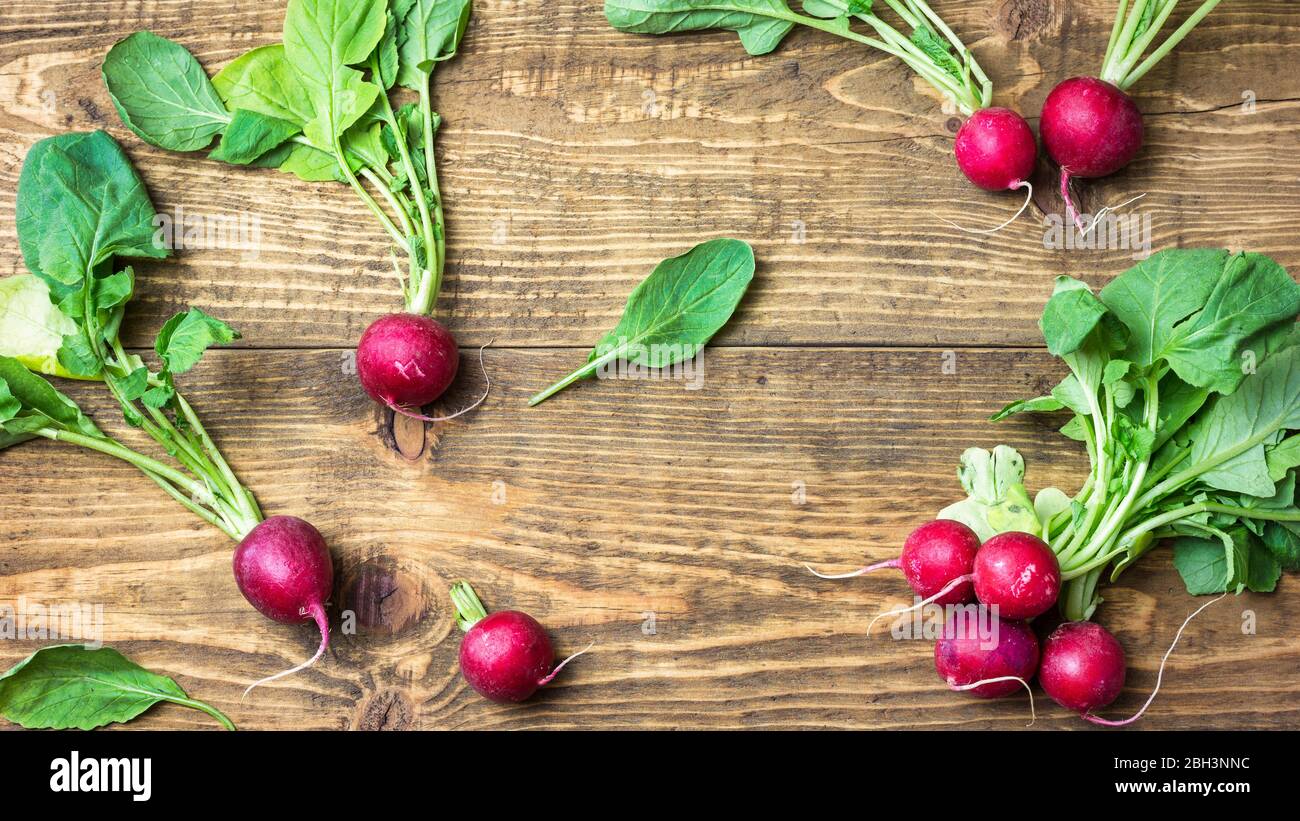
[1040,77,1144,230]
[1041,77,1144,179]
[973,531,1061,620]
[808,519,978,611]
[233,515,334,694]
[356,313,459,410]
[934,607,1039,699]
[1039,621,1126,714]
[900,520,980,605]
[451,581,589,703]
[954,107,1038,192]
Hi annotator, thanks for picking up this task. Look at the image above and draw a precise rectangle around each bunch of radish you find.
[810,519,1210,724]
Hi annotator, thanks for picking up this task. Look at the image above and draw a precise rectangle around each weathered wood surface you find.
[1,1,1298,348]
[1,349,1296,729]
[1,1,1299,729]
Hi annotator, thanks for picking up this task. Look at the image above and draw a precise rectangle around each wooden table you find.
[1,1,1297,730]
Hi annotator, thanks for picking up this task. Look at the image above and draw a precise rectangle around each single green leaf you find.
[396,0,472,89]
[155,308,241,375]
[370,10,402,89]
[989,394,1065,422]
[210,109,302,164]
[1153,371,1210,450]
[102,31,230,152]
[274,142,346,181]
[605,0,798,56]
[213,44,316,126]
[530,238,755,405]
[1261,522,1300,571]
[0,356,101,438]
[0,274,82,378]
[1172,534,1237,595]
[937,445,1041,541]
[1186,345,1300,496]
[16,131,168,288]
[1099,248,1225,371]
[0,645,234,730]
[284,0,387,148]
[1039,276,1112,356]
[56,329,103,379]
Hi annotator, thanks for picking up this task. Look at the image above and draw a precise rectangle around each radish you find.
[449,581,591,703]
[234,516,335,695]
[972,531,1061,620]
[1038,621,1126,714]
[1040,0,1226,230]
[934,606,1038,709]
[356,313,459,411]
[948,107,1039,234]
[807,519,979,606]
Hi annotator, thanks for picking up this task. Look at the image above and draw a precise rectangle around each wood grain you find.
[1,348,1296,729]
[1,0,1298,730]
[0,1,1297,348]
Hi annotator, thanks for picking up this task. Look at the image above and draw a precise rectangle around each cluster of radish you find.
[952,0,1223,234]
[812,519,1170,725]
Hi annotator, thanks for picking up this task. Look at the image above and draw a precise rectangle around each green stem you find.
[174,393,261,532]
[416,82,446,314]
[528,343,626,406]
[163,694,237,731]
[1101,0,1152,83]
[329,136,410,255]
[1101,0,1131,71]
[1118,0,1222,89]
[449,581,489,632]
[1112,0,1183,86]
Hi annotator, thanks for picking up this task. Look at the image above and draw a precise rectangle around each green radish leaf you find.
[209,109,301,164]
[273,142,346,181]
[989,394,1065,422]
[56,329,103,379]
[370,9,402,89]
[213,44,316,126]
[284,0,388,148]
[155,308,240,375]
[1186,345,1300,497]
[0,645,234,730]
[605,0,798,56]
[396,0,474,89]
[16,131,168,289]
[1261,522,1300,571]
[1039,277,1114,356]
[0,274,82,378]
[530,238,754,405]
[341,117,388,173]
[910,21,963,85]
[0,356,101,438]
[1266,435,1300,483]
[102,32,230,152]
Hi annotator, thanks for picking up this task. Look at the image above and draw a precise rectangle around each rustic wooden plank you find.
[1,1,1297,348]
[1,348,1295,729]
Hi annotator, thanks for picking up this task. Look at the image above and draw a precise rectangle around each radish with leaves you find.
[450,582,592,703]
[1,130,334,692]
[1041,0,1225,231]
[605,1,1037,230]
[102,1,487,419]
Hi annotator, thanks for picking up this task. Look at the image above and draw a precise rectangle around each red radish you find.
[1085,593,1225,727]
[934,606,1039,702]
[1039,621,1126,714]
[1038,0,1226,232]
[973,531,1061,620]
[947,107,1038,234]
[233,515,334,695]
[357,313,459,410]
[1040,77,1143,230]
[356,315,493,423]
[450,581,591,703]
[807,519,979,606]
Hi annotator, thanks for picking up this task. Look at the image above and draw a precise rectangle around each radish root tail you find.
[941,181,1033,235]
[805,557,901,580]
[951,676,1036,725]
[866,573,974,636]
[387,340,493,422]
[537,641,595,687]
[1078,193,1146,238]
[242,602,330,699]
[1059,169,1088,235]
[1084,592,1226,727]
